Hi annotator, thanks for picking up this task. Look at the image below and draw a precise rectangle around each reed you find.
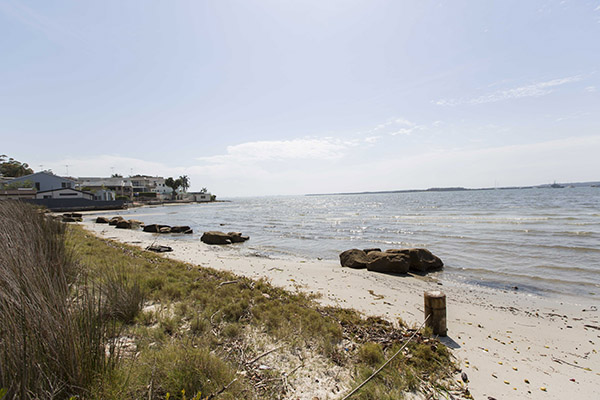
[0,201,117,399]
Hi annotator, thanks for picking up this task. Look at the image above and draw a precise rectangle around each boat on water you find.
[550,182,565,188]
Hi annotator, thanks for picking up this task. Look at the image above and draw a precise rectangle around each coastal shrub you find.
[0,201,118,399]
[358,342,384,366]
[101,265,145,323]
[105,342,246,400]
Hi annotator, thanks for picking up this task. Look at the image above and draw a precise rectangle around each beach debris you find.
[461,371,469,383]
[504,380,510,385]
[368,290,385,300]
[201,231,249,245]
[95,216,110,223]
[584,324,600,331]
[524,379,530,384]
[540,387,547,391]
[145,244,173,253]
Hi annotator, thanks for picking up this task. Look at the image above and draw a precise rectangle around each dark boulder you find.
[385,248,443,272]
[63,212,82,219]
[116,220,132,229]
[363,248,382,254]
[171,226,192,234]
[159,226,171,234]
[62,216,81,223]
[227,232,249,243]
[366,251,411,274]
[95,216,110,224]
[201,231,232,245]
[339,249,370,269]
[143,224,170,233]
[109,216,124,226]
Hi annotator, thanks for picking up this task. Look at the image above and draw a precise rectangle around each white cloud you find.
[435,75,582,106]
[389,128,414,136]
[585,86,596,92]
[198,138,348,165]
[364,136,381,144]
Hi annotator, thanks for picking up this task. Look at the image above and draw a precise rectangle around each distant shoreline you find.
[306,180,600,196]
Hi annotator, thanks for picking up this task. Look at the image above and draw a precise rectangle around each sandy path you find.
[79,215,600,400]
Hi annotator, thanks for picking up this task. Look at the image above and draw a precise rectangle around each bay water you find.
[114,187,600,301]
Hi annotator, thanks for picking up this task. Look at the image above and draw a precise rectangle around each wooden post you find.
[424,291,447,336]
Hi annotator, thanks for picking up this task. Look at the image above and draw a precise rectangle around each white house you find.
[189,192,212,202]
[36,188,94,200]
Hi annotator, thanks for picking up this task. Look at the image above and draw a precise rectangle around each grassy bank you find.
[0,202,466,399]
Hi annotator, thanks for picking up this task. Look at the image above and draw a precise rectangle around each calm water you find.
[115,188,600,300]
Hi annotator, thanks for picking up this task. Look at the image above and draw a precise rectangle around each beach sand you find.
[80,215,600,399]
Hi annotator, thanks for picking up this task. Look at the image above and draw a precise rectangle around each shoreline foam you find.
[79,215,600,399]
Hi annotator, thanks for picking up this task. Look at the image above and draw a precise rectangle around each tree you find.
[111,173,123,178]
[200,187,208,194]
[2,180,34,190]
[0,155,34,177]
[165,177,181,200]
[179,175,190,193]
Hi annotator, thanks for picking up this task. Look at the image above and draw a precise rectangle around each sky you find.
[1,0,599,197]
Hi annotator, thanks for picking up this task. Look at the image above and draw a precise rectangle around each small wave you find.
[448,266,600,289]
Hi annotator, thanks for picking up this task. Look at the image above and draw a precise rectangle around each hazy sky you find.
[1,0,599,196]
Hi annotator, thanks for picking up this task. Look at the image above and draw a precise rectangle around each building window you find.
[35,182,40,190]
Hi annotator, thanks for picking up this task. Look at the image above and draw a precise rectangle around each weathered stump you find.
[424,291,447,336]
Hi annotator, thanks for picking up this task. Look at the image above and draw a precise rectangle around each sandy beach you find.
[80,214,600,400]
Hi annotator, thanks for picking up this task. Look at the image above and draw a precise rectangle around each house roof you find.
[36,187,93,195]
[10,171,77,183]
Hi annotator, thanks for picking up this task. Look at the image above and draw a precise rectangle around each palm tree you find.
[179,175,190,193]
[165,177,181,200]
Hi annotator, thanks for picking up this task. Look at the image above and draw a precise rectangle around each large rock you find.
[366,251,411,274]
[116,220,132,229]
[171,226,193,234]
[227,232,249,243]
[109,216,124,226]
[339,249,370,269]
[159,226,171,234]
[129,219,143,227]
[63,212,82,219]
[385,248,443,272]
[363,248,382,254]
[201,231,232,245]
[62,216,81,223]
[143,224,170,233]
[95,216,110,224]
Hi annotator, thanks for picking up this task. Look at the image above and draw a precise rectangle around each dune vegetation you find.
[0,201,464,400]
